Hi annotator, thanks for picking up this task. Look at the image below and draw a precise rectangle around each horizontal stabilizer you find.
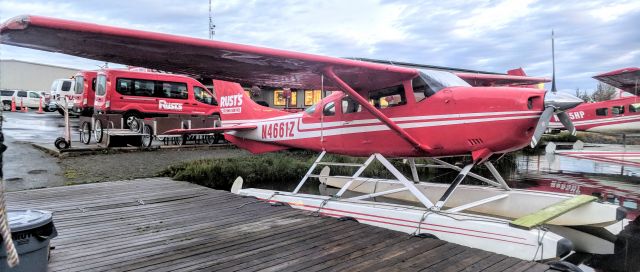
[510,195,597,230]
[164,125,257,135]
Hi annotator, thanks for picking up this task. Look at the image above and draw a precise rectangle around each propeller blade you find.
[531,107,555,148]
[556,111,576,136]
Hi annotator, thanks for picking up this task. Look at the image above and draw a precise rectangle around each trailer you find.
[78,114,222,148]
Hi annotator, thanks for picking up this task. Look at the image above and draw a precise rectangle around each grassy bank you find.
[159,150,521,191]
[159,150,451,191]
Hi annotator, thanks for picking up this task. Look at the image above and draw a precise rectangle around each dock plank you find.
[3,178,551,271]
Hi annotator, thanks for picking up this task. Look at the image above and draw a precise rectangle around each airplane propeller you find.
[530,31,583,148]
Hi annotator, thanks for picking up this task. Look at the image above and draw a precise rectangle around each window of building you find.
[369,85,406,109]
[630,103,640,113]
[342,97,362,114]
[612,105,625,115]
[304,90,322,106]
[74,76,84,94]
[323,101,335,116]
[273,90,297,106]
[194,86,217,105]
[96,75,107,96]
[596,108,608,116]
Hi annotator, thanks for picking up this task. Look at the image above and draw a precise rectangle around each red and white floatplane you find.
[0,15,628,261]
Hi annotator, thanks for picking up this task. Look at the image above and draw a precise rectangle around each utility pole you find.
[209,0,216,39]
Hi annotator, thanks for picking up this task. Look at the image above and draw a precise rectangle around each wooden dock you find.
[6,178,555,271]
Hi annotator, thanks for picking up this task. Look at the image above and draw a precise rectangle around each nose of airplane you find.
[543,92,583,111]
[530,91,583,148]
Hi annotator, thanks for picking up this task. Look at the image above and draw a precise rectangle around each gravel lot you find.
[2,111,247,191]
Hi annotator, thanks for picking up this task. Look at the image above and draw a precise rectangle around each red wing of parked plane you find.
[0,15,416,91]
[593,67,640,94]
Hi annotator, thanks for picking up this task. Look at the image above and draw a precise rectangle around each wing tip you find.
[1,15,31,32]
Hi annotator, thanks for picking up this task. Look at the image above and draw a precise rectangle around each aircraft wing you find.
[593,67,640,94]
[455,73,549,87]
[164,125,257,135]
[0,15,417,91]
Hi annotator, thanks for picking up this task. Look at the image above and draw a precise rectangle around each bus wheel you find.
[94,119,104,143]
[123,111,142,130]
[80,122,91,144]
[141,125,153,148]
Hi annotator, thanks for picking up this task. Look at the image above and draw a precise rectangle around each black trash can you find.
[0,210,57,272]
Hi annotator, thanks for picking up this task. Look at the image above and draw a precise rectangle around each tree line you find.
[575,82,618,102]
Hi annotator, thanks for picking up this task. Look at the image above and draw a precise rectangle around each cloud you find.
[0,0,638,93]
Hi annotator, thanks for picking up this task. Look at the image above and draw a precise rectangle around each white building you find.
[0,59,79,92]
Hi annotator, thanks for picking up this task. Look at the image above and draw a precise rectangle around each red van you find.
[72,70,97,116]
[94,69,219,128]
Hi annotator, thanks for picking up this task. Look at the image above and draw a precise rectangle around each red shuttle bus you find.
[72,70,97,116]
[94,69,219,128]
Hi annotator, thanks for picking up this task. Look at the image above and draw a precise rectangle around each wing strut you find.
[323,67,431,153]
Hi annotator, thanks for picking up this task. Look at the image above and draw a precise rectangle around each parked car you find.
[94,69,220,129]
[1,89,45,110]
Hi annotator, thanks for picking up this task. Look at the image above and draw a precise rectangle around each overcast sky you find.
[1,0,638,93]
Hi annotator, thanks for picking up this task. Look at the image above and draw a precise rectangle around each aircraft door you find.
[319,99,344,151]
[340,97,371,153]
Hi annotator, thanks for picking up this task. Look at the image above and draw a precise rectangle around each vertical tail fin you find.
[507,68,527,76]
[212,80,289,122]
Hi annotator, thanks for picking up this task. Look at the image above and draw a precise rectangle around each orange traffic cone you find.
[10,97,16,112]
[37,97,44,114]
[21,98,28,112]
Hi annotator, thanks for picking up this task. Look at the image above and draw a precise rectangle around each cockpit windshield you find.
[418,69,470,93]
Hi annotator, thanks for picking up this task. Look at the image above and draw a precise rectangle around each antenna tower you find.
[209,0,216,39]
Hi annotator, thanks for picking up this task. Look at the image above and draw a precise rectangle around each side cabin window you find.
[323,101,336,116]
[369,85,406,109]
[342,97,362,114]
[612,105,624,115]
[596,108,608,116]
[630,103,640,113]
[116,78,188,99]
[304,104,316,115]
[412,76,430,102]
[194,86,217,105]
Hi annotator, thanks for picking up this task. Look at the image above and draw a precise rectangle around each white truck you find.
[49,78,75,114]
